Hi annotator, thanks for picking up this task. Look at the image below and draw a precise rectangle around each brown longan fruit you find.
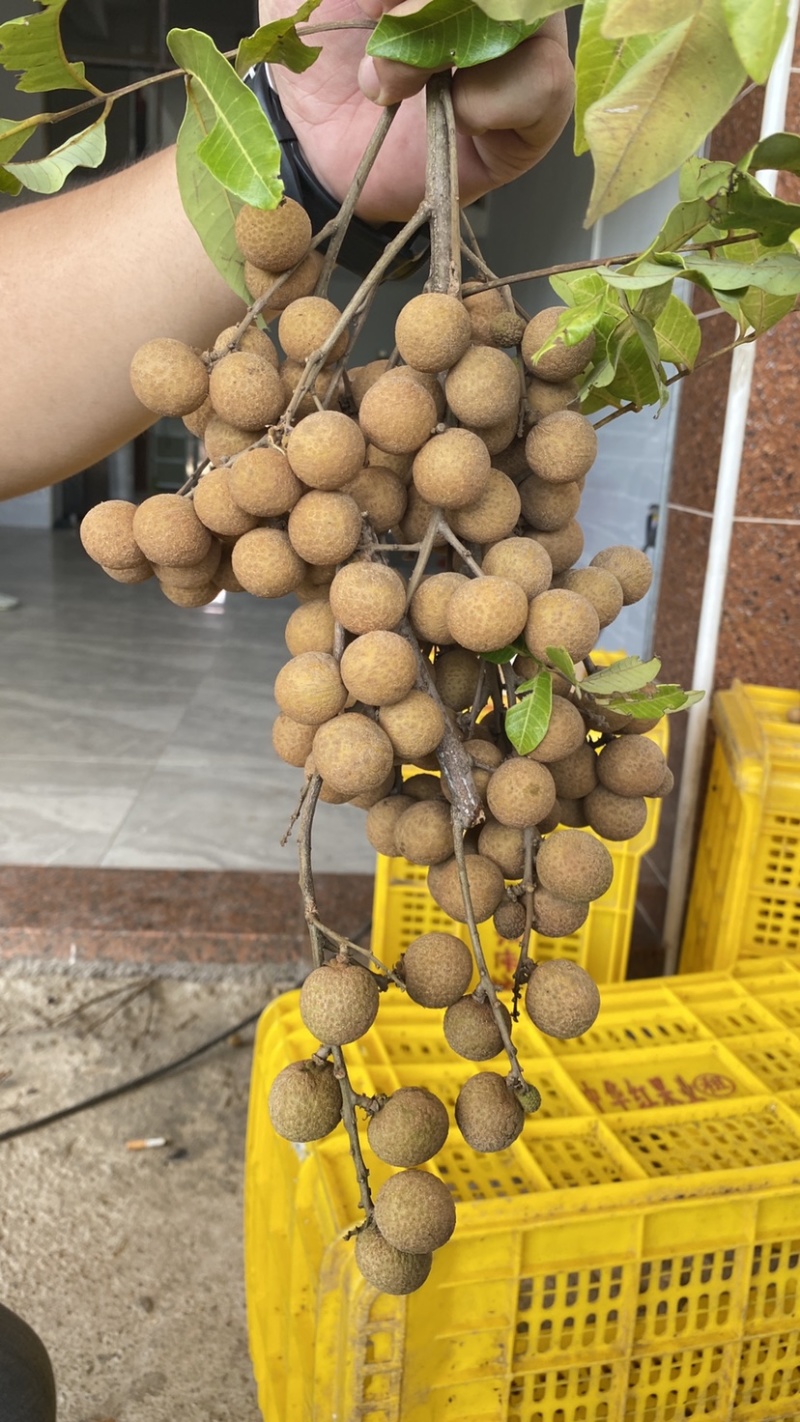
[80,500,143,570]
[526,521,585,575]
[228,446,303,518]
[494,899,527,940]
[183,395,215,439]
[383,365,447,420]
[300,959,380,1045]
[288,490,362,566]
[203,417,255,464]
[433,647,482,711]
[132,494,211,568]
[584,784,648,840]
[342,466,407,534]
[427,853,505,924]
[244,249,323,310]
[305,752,350,805]
[463,284,507,337]
[293,565,337,603]
[286,411,366,491]
[192,468,259,537]
[212,549,243,594]
[532,889,589,938]
[398,487,448,547]
[596,735,667,797]
[367,1087,450,1168]
[525,589,599,664]
[350,769,397,811]
[521,307,596,382]
[366,444,413,481]
[373,1169,456,1254]
[158,581,218,607]
[493,437,530,482]
[400,931,473,1007]
[550,744,598,800]
[279,296,348,366]
[329,562,406,634]
[359,375,437,455]
[445,346,519,427]
[455,1072,524,1153]
[556,567,624,629]
[271,713,316,768]
[130,338,208,418]
[395,292,472,372]
[378,691,445,761]
[366,795,415,856]
[285,600,335,656]
[412,428,491,510]
[152,538,222,589]
[339,630,417,707]
[519,473,581,532]
[526,375,579,422]
[486,759,556,829]
[462,408,518,456]
[235,198,312,271]
[525,411,598,486]
[443,995,510,1060]
[590,546,653,604]
[279,358,340,417]
[527,697,586,764]
[403,773,444,802]
[478,820,525,879]
[312,713,395,798]
[449,469,522,545]
[231,527,305,597]
[212,323,279,366]
[274,651,347,726]
[446,576,529,654]
[355,1223,432,1295]
[535,829,614,903]
[525,959,600,1039]
[465,739,503,771]
[268,1058,342,1142]
[409,573,468,645]
[395,799,454,866]
[652,766,675,798]
[481,537,552,600]
[208,351,285,431]
[101,563,154,585]
[349,358,390,408]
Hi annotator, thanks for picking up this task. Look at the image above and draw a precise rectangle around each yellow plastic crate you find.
[681,682,800,972]
[245,960,800,1422]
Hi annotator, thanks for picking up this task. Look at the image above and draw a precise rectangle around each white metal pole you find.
[661,0,800,975]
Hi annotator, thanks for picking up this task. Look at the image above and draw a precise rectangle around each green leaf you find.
[505,672,553,754]
[529,292,609,366]
[684,250,800,295]
[480,643,526,664]
[584,2,746,224]
[583,654,661,694]
[607,686,705,717]
[601,0,702,37]
[721,0,789,83]
[718,239,798,334]
[367,0,544,70]
[550,268,608,307]
[0,112,37,164]
[654,294,701,368]
[167,29,282,210]
[741,132,800,176]
[713,170,800,247]
[589,317,665,407]
[640,197,718,260]
[175,77,250,305]
[598,260,683,292]
[2,110,106,193]
[235,0,322,76]
[0,0,95,93]
[544,647,579,684]
[574,0,661,157]
[680,155,735,202]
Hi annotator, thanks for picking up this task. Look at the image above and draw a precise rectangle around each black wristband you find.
[247,66,430,282]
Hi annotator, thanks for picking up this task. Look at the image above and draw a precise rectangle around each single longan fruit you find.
[350,769,397,811]
[400,932,473,1007]
[556,567,624,629]
[366,795,415,856]
[286,411,366,491]
[158,581,218,607]
[455,1072,524,1153]
[313,713,395,797]
[395,799,454,865]
[329,562,407,634]
[590,546,653,604]
[152,538,222,589]
[403,773,445,802]
[183,395,214,439]
[366,444,413,481]
[532,889,589,939]
[526,375,579,422]
[271,713,316,768]
[342,466,407,534]
[279,296,348,366]
[478,820,525,879]
[132,494,211,568]
[383,366,447,420]
[527,697,586,764]
[293,565,337,602]
[359,375,437,455]
[461,407,519,456]
[368,1087,450,1168]
[355,1223,432,1295]
[519,473,581,532]
[465,739,504,771]
[433,647,482,711]
[596,735,667,797]
[378,690,445,761]
[398,487,449,548]
[445,346,519,427]
[550,744,599,800]
[525,589,599,664]
[349,358,390,408]
[231,527,305,598]
[243,249,324,309]
[463,284,508,337]
[409,573,468,645]
[285,600,335,656]
[486,759,557,829]
[494,899,527,940]
[274,651,347,726]
[481,537,552,600]
[212,323,279,366]
[80,500,142,570]
[130,337,208,418]
[427,853,505,924]
[412,428,491,509]
[536,829,614,903]
[300,959,380,1045]
[208,351,285,431]
[288,490,362,566]
[526,521,585,576]
[212,549,244,593]
[268,1058,342,1141]
[525,959,600,1039]
[652,765,675,798]
[305,752,350,805]
[203,416,255,464]
[584,784,648,840]
[101,562,154,585]
[525,411,598,485]
[493,437,530,482]
[235,197,312,271]
[373,1169,456,1254]
[449,470,522,545]
[521,307,596,382]
[446,576,529,654]
[228,446,303,518]
[193,467,259,537]
[395,292,472,372]
[340,630,417,707]
[443,995,510,1060]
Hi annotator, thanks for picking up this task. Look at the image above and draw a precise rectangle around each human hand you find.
[258,0,574,224]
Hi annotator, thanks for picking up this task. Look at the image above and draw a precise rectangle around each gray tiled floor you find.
[0,529,375,871]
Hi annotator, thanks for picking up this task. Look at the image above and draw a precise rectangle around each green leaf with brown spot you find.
[505,672,553,754]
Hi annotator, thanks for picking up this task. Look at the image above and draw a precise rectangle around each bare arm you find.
[0,147,244,500]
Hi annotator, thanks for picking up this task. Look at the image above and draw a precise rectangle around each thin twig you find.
[424,75,460,296]
[459,232,530,323]
[281,777,311,847]
[512,828,538,1021]
[465,663,489,736]
[438,523,484,578]
[399,620,484,826]
[311,919,404,988]
[317,104,399,296]
[298,774,325,968]
[404,510,444,607]
[333,1046,374,1223]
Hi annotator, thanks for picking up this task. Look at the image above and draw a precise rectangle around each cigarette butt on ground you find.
[125,1137,170,1151]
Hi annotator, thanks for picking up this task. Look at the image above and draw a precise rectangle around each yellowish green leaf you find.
[721,0,789,83]
[0,0,95,93]
[175,78,250,304]
[574,0,661,155]
[235,0,322,76]
[601,0,701,37]
[3,109,106,193]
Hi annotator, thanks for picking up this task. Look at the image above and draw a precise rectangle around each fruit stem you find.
[464,663,490,736]
[399,621,485,826]
[404,510,445,608]
[437,523,484,578]
[450,808,526,1087]
[311,919,405,990]
[424,74,461,296]
[297,773,326,970]
[512,827,538,1020]
[316,103,400,298]
[459,216,530,323]
[332,1046,374,1222]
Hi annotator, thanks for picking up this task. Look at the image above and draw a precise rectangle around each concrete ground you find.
[0,958,300,1422]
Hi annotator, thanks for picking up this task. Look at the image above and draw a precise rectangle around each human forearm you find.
[0,147,244,500]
